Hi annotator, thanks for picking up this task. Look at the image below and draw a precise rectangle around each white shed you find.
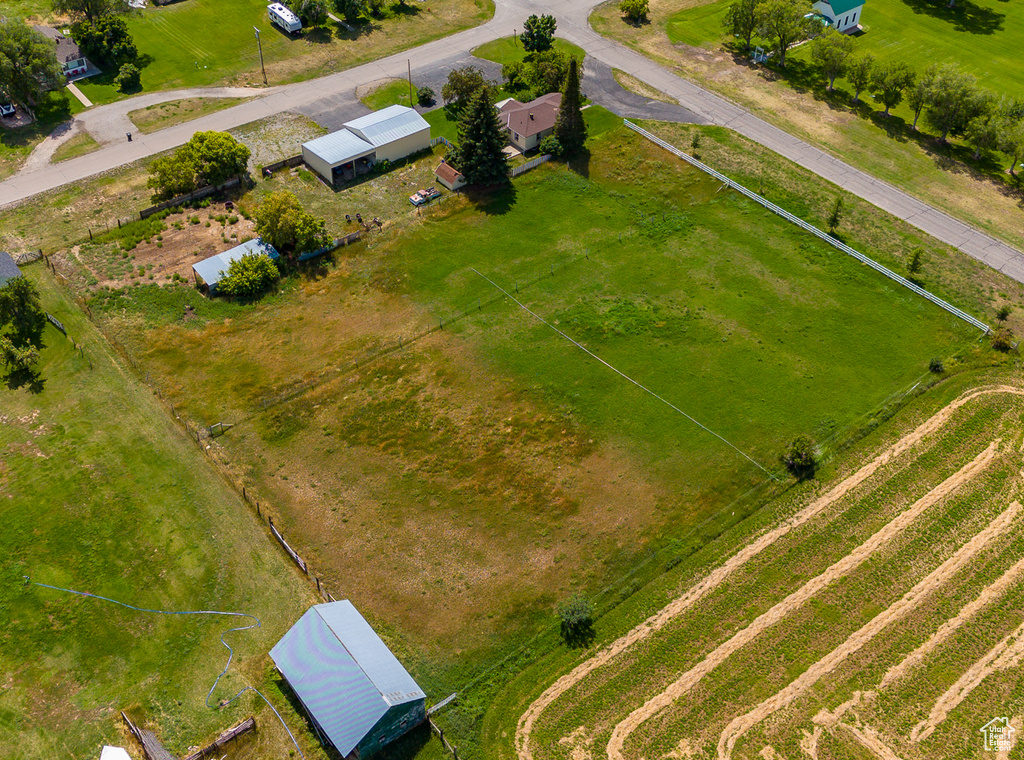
[302,105,431,186]
[811,0,864,32]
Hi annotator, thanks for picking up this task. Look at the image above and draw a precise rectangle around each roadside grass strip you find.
[515,387,1024,760]
[716,498,1024,759]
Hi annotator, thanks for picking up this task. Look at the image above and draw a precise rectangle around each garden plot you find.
[517,386,1024,760]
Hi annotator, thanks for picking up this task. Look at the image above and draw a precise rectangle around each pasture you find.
[70,117,985,751]
[0,268,314,759]
[502,380,1024,760]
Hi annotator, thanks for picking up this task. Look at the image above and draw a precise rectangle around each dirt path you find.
[715,495,1020,759]
[515,386,1024,760]
[606,442,999,760]
[911,619,1024,742]
[880,553,1024,689]
[842,724,905,760]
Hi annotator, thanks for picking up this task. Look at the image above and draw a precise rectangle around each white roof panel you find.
[303,129,376,167]
[343,105,429,147]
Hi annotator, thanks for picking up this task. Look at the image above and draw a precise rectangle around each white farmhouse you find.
[812,0,864,32]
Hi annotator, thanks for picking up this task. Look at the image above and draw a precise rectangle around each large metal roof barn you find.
[191,238,280,293]
[302,105,431,187]
[0,251,21,287]
[271,600,427,759]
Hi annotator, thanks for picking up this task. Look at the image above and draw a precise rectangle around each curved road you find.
[2,0,1022,283]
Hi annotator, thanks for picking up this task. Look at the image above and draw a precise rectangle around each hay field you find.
[509,384,1024,760]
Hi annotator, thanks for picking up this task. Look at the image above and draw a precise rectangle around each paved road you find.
[2,0,1021,283]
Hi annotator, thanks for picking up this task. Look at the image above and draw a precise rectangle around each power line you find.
[470,268,777,479]
[23,578,305,759]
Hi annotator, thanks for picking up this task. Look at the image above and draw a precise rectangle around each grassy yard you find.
[473,36,586,66]
[0,266,317,759]
[0,91,85,181]
[360,78,418,110]
[73,0,493,105]
[50,129,100,162]
[128,97,249,133]
[591,0,1024,252]
[52,116,1000,757]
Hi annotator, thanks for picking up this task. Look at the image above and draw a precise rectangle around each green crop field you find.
[47,114,997,756]
[0,269,322,758]
[497,378,1024,760]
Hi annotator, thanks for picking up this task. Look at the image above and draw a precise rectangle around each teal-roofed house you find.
[812,0,864,32]
[270,600,427,759]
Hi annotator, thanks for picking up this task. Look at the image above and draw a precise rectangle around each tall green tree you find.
[71,16,137,68]
[217,253,280,297]
[870,61,915,116]
[723,0,761,53]
[520,14,556,53]
[448,86,510,187]
[299,0,328,26]
[998,117,1024,178]
[255,190,332,254]
[333,0,367,23]
[0,20,64,119]
[963,94,999,159]
[554,56,587,156]
[906,65,936,130]
[441,66,489,112]
[147,131,250,200]
[755,0,812,68]
[845,54,873,103]
[51,0,130,22]
[0,276,47,349]
[809,27,853,91]
[923,64,985,141]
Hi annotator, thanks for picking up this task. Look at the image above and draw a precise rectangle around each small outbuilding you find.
[0,251,21,287]
[271,600,427,759]
[33,26,92,78]
[191,238,280,293]
[434,160,466,191]
[497,93,561,153]
[302,105,431,187]
[811,0,863,32]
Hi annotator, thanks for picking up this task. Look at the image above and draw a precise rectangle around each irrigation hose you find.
[22,578,305,759]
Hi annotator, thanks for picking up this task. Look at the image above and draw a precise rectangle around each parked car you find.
[409,187,442,206]
[0,104,15,117]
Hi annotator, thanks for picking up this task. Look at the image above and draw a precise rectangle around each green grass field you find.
[473,36,586,66]
[73,0,492,104]
[0,268,317,759]
[361,79,418,110]
[128,96,249,133]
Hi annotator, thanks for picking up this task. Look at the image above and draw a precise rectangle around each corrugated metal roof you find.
[191,238,279,289]
[270,601,425,757]
[0,251,22,286]
[344,105,429,148]
[303,129,376,167]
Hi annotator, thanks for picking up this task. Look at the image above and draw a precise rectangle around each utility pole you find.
[254,26,267,84]
[408,59,413,106]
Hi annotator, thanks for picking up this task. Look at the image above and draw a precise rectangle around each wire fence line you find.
[622,120,992,335]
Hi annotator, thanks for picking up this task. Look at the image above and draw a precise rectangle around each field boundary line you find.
[912,617,1024,742]
[606,441,999,760]
[880,554,1024,688]
[622,120,991,335]
[716,497,1023,759]
[841,723,905,760]
[515,386,1024,760]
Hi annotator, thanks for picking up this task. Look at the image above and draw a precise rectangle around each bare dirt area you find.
[517,386,1024,760]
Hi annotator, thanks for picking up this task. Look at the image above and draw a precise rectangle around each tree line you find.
[724,0,1024,176]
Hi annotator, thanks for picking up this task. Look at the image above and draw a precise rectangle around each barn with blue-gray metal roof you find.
[0,251,22,287]
[191,238,280,293]
[270,600,427,759]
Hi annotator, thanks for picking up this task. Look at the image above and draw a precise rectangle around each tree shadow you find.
[3,366,45,393]
[302,26,335,44]
[567,147,591,179]
[465,182,517,214]
[389,1,423,17]
[333,19,382,42]
[560,620,596,648]
[900,0,1004,34]
[0,92,75,150]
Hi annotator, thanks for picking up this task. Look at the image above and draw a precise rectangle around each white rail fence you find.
[623,120,991,334]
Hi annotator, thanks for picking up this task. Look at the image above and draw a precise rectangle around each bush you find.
[929,357,944,373]
[558,594,594,647]
[299,0,328,25]
[539,135,563,157]
[996,304,1013,322]
[147,132,251,201]
[115,63,141,93]
[620,0,649,22]
[991,327,1015,352]
[781,435,817,479]
[417,86,435,106]
[217,252,280,297]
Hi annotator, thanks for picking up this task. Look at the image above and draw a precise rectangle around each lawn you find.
[360,78,419,110]
[62,116,991,758]
[74,0,493,104]
[0,266,316,759]
[0,91,84,181]
[128,96,249,133]
[50,129,100,162]
[473,36,586,66]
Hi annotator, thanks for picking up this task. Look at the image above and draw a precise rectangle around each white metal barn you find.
[302,105,431,187]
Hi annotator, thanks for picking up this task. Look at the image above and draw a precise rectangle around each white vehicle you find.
[268,3,302,33]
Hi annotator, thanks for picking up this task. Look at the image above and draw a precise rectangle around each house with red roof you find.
[495,92,562,153]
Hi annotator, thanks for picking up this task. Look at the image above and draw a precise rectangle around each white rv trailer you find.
[268,3,302,32]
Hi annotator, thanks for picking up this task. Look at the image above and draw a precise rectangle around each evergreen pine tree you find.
[449,87,510,186]
[554,56,587,156]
